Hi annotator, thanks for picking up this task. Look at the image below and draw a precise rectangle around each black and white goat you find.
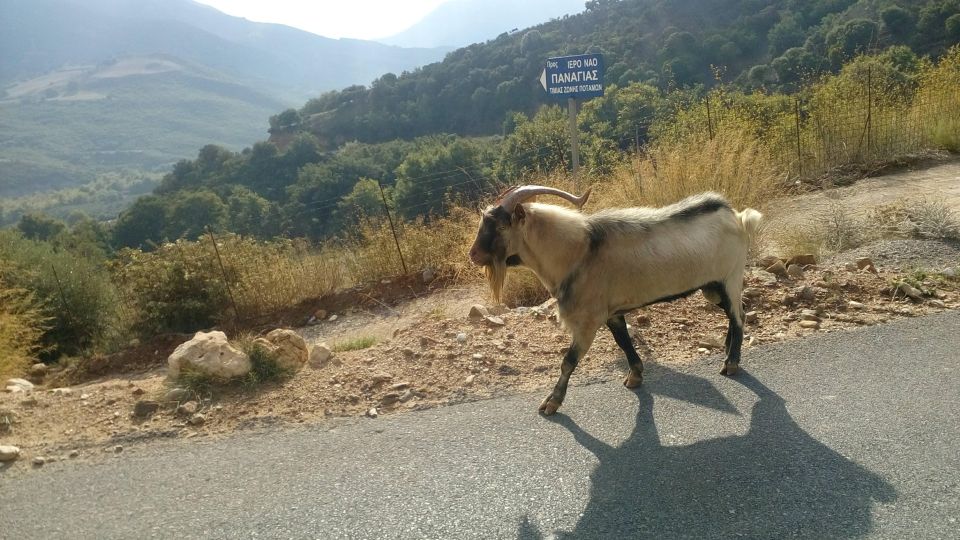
[469,185,762,415]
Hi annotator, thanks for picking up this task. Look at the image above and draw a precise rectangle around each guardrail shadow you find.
[520,366,896,539]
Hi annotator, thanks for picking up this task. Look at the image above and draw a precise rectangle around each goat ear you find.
[512,204,526,224]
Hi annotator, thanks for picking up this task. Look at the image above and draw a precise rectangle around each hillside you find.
[0,56,285,200]
[380,0,586,48]
[290,0,960,146]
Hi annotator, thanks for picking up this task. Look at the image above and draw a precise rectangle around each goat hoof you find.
[538,397,562,416]
[623,371,644,389]
[720,362,740,376]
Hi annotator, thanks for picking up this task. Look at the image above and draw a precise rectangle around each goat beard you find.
[484,257,507,304]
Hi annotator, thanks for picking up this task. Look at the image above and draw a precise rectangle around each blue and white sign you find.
[539,53,604,99]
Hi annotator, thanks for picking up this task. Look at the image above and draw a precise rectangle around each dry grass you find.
[0,274,48,379]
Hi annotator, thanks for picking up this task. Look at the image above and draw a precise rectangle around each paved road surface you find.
[2,312,958,539]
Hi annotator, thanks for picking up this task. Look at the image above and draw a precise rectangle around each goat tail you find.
[736,208,763,239]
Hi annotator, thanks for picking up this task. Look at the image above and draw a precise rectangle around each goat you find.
[468,185,762,415]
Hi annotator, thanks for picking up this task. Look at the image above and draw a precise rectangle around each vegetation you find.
[332,336,378,352]
[0,271,48,379]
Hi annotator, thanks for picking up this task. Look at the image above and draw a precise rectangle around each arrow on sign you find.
[539,69,547,91]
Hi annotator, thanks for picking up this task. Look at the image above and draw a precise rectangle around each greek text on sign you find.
[539,53,604,99]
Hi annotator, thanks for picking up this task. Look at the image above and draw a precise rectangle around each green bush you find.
[0,230,122,358]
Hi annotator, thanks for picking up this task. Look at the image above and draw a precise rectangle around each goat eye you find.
[496,225,506,232]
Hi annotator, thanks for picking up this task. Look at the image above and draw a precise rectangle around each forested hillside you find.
[284,0,960,146]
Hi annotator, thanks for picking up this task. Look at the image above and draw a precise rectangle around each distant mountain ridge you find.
[381,0,587,48]
[1,0,452,101]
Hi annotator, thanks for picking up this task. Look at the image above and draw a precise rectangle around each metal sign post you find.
[539,53,604,191]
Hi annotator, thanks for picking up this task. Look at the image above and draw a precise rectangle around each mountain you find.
[0,0,452,201]
[290,0,960,147]
[380,0,587,48]
[1,0,451,101]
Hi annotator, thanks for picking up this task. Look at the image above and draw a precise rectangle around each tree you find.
[768,14,806,57]
[881,6,915,41]
[113,195,169,249]
[17,213,66,241]
[394,138,485,219]
[166,190,227,240]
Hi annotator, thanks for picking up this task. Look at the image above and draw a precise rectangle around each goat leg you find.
[539,344,581,415]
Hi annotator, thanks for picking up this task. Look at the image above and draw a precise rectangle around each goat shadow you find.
[518,366,896,539]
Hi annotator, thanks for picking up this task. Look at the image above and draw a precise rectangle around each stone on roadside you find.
[163,388,190,402]
[456,333,468,344]
[422,267,436,283]
[176,401,199,416]
[928,299,946,308]
[167,331,251,380]
[696,337,724,350]
[765,261,788,278]
[468,305,490,319]
[745,311,758,324]
[484,316,506,327]
[51,387,73,396]
[308,343,334,368]
[758,255,782,268]
[29,363,48,378]
[799,320,821,330]
[255,329,308,372]
[5,378,34,393]
[786,264,805,279]
[847,300,866,310]
[941,267,957,278]
[742,287,763,299]
[188,413,206,426]
[635,314,651,327]
[32,456,46,467]
[896,282,923,301]
[366,407,378,418]
[464,374,476,387]
[133,400,161,418]
[69,450,79,459]
[0,445,21,462]
[855,257,874,270]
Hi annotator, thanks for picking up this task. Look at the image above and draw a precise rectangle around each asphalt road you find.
[2,312,959,539]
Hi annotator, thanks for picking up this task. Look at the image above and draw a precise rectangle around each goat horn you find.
[497,185,591,213]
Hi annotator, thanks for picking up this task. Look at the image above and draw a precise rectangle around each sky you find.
[194,0,451,40]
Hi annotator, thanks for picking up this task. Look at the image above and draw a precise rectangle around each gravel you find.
[827,239,960,270]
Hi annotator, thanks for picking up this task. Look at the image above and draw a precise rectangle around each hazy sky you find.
[194,0,452,40]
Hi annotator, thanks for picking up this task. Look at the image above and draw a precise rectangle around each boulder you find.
[0,445,20,462]
[29,363,48,378]
[468,305,490,319]
[765,261,788,278]
[133,400,161,418]
[786,264,805,279]
[254,329,308,372]
[786,254,817,267]
[5,378,34,393]
[308,343,334,368]
[167,331,251,380]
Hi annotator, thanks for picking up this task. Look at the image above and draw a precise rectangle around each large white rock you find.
[308,343,334,368]
[252,329,308,372]
[167,331,251,379]
[0,445,21,462]
[5,378,34,393]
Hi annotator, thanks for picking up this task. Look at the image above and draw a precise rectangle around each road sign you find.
[539,53,604,99]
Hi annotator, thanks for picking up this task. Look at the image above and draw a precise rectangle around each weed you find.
[332,336,377,352]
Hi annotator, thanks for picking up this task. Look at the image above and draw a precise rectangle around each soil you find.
[3,162,960,469]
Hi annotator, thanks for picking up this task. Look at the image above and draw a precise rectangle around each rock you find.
[896,282,923,301]
[163,388,191,402]
[799,320,821,330]
[456,333,468,344]
[51,387,73,396]
[114,445,124,453]
[758,255,782,268]
[422,267,437,283]
[0,445,21,462]
[366,408,378,418]
[798,286,817,302]
[399,389,415,402]
[401,348,416,359]
[32,456,46,467]
[847,300,866,310]
[133,400,161,418]
[745,311,758,324]
[488,304,510,316]
[928,299,946,308]
[484,316,506,327]
[941,267,957,278]
[765,261,788,277]
[786,254,817,267]
[468,305,490,319]
[800,311,822,323]
[131,387,145,396]
[855,257,874,270]
[389,382,411,391]
[370,372,393,385]
[471,353,484,360]
[69,450,79,459]
[497,365,520,376]
[328,314,339,322]
[786,264,805,279]
[696,337,724,350]
[188,414,206,426]
[308,343,334,368]
[254,329,308,372]
[380,393,401,407]
[5,378,34,393]
[742,287,763,299]
[845,262,859,272]
[464,374,476,386]
[167,331,251,380]
[177,401,199,415]
[29,363,48,378]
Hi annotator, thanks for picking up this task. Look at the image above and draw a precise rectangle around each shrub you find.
[0,272,48,378]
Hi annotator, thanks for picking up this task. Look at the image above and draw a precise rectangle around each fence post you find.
[706,94,715,140]
[795,98,803,178]
[376,179,408,274]
[866,65,873,160]
[206,227,241,324]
